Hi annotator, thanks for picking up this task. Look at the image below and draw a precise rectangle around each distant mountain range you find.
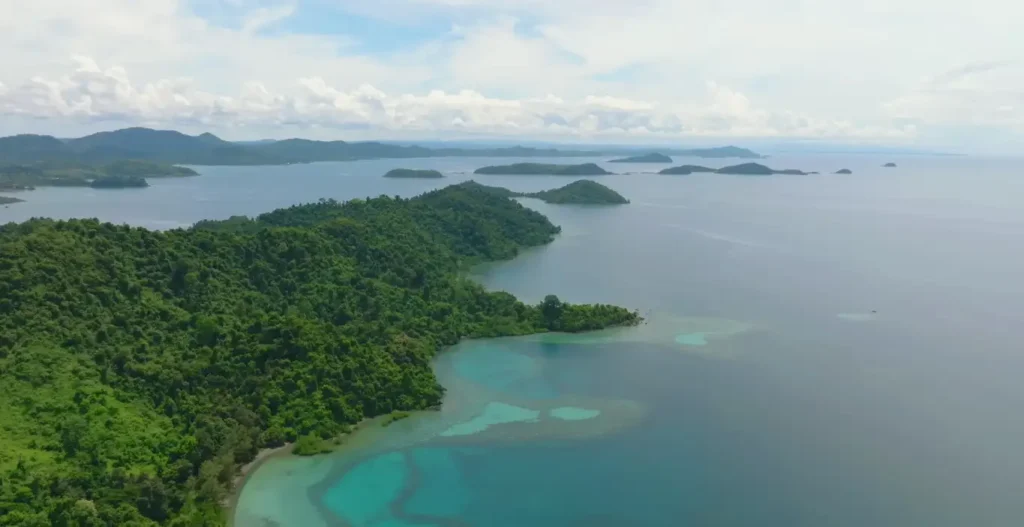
[0,128,762,166]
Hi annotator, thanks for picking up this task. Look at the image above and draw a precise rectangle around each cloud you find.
[0,57,915,141]
[0,0,1020,150]
[241,4,297,33]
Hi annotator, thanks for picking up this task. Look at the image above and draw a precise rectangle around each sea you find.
[4,154,1024,526]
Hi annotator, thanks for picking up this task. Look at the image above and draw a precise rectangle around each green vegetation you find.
[883,162,897,168]
[454,180,627,205]
[90,176,150,189]
[716,163,810,176]
[608,153,672,163]
[0,184,638,525]
[292,435,334,457]
[0,128,762,166]
[835,168,853,174]
[0,160,196,191]
[382,411,412,427]
[524,180,628,205]
[0,196,23,205]
[474,163,612,176]
[383,169,444,179]
[659,165,716,175]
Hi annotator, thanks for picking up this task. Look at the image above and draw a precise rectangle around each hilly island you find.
[0,184,639,526]
[457,180,628,205]
[0,128,761,166]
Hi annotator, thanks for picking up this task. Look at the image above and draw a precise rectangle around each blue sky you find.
[0,0,1021,153]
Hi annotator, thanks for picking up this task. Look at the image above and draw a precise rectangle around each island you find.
[0,126,763,165]
[474,163,612,176]
[659,165,716,175]
[524,180,629,204]
[1,159,196,191]
[455,180,628,205]
[608,153,672,163]
[835,169,853,174]
[383,168,445,179]
[0,184,640,525]
[883,162,897,168]
[89,175,150,188]
[0,196,22,205]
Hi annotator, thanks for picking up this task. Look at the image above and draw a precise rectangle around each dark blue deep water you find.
[5,154,1024,526]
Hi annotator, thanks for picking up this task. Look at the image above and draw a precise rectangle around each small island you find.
[474,163,612,176]
[714,163,813,176]
[90,175,150,188]
[383,168,444,179]
[455,180,628,205]
[883,162,897,168]
[524,180,629,204]
[0,196,23,205]
[835,169,853,174]
[609,153,673,163]
[659,165,716,175]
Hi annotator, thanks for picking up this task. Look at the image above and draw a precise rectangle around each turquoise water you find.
[6,155,1024,525]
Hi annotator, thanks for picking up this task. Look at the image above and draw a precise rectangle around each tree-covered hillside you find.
[0,184,639,526]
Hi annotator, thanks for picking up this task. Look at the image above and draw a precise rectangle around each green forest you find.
[0,184,639,526]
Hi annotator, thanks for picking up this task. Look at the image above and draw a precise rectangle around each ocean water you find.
[5,154,1024,526]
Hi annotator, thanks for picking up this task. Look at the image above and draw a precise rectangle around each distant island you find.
[883,162,897,167]
[659,165,717,175]
[90,175,150,188]
[0,127,763,166]
[456,180,628,205]
[835,169,853,174]
[1,160,197,191]
[0,196,22,205]
[716,163,811,176]
[609,153,672,163]
[383,168,444,179]
[475,163,612,176]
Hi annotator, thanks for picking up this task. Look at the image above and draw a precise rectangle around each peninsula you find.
[659,165,717,175]
[475,163,612,176]
[0,184,639,525]
[609,153,672,163]
[383,168,445,178]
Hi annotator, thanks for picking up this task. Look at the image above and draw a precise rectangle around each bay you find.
[5,154,1024,526]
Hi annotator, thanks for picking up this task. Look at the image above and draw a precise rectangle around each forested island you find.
[0,128,763,166]
[89,175,150,188]
[0,184,639,525]
[0,160,196,191]
[0,196,22,205]
[454,180,627,205]
[659,165,716,175]
[524,180,629,204]
[383,168,444,179]
[608,153,672,163]
[716,163,810,176]
[835,168,853,174]
[474,163,612,176]
[883,162,897,167]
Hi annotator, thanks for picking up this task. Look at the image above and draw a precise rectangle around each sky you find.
[0,0,1021,153]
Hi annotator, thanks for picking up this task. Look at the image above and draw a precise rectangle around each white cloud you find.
[0,0,1020,150]
[0,57,916,142]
